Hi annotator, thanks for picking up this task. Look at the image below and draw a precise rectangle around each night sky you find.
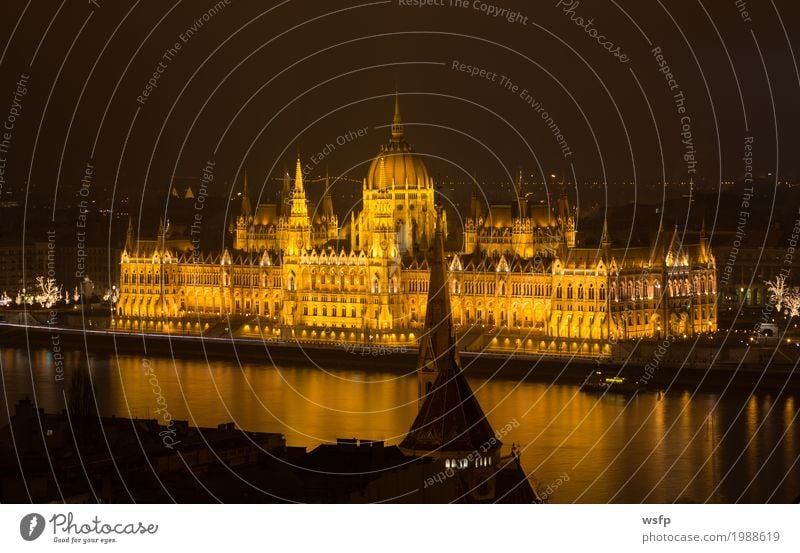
[0,0,798,222]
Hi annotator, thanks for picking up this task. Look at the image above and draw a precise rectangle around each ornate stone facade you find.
[117,99,717,357]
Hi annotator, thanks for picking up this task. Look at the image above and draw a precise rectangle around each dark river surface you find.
[1,347,798,503]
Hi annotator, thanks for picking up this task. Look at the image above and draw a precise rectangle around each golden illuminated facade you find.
[116,99,717,357]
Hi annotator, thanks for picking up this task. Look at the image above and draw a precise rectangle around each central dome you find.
[365,96,432,190]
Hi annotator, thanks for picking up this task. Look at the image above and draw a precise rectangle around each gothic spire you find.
[156,217,165,249]
[322,167,334,219]
[556,173,570,222]
[390,91,404,142]
[280,167,291,216]
[125,216,134,252]
[698,217,709,262]
[417,207,456,373]
[516,167,527,198]
[470,178,483,221]
[241,169,252,219]
[400,208,499,455]
[294,155,304,194]
[516,167,528,217]
[601,218,611,248]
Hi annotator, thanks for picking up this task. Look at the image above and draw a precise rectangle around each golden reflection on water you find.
[1,349,798,503]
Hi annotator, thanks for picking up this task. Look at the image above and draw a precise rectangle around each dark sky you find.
[1,0,799,218]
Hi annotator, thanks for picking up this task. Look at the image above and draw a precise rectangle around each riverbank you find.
[0,322,797,393]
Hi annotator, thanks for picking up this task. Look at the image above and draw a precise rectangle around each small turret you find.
[322,169,338,240]
[601,219,611,248]
[240,169,252,220]
[125,216,134,252]
[470,181,483,221]
[322,168,335,220]
[156,217,165,244]
[698,218,709,263]
[557,183,570,224]
[516,167,527,215]
[279,168,291,216]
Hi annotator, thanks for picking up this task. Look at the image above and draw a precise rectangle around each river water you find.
[1,347,798,503]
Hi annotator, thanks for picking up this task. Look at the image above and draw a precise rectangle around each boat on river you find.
[581,370,643,395]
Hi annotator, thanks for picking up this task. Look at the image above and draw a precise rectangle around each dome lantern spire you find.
[391,91,404,142]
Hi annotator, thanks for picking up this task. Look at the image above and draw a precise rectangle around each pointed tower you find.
[400,208,499,460]
[516,167,527,216]
[469,182,483,221]
[234,171,252,251]
[463,179,483,255]
[390,91,404,144]
[601,219,611,248]
[322,169,334,220]
[124,216,135,253]
[321,168,338,240]
[698,218,708,264]
[415,208,459,393]
[557,177,570,224]
[279,168,292,217]
[293,156,305,196]
[664,224,683,267]
[240,169,252,219]
[556,179,575,248]
[156,217,165,246]
[282,156,311,255]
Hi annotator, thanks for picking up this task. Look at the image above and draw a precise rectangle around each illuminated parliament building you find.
[116,99,718,358]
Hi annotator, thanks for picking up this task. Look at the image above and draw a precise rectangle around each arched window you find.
[599,284,606,301]
[567,284,573,299]
[588,284,595,300]
[577,284,584,300]
[556,285,563,299]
